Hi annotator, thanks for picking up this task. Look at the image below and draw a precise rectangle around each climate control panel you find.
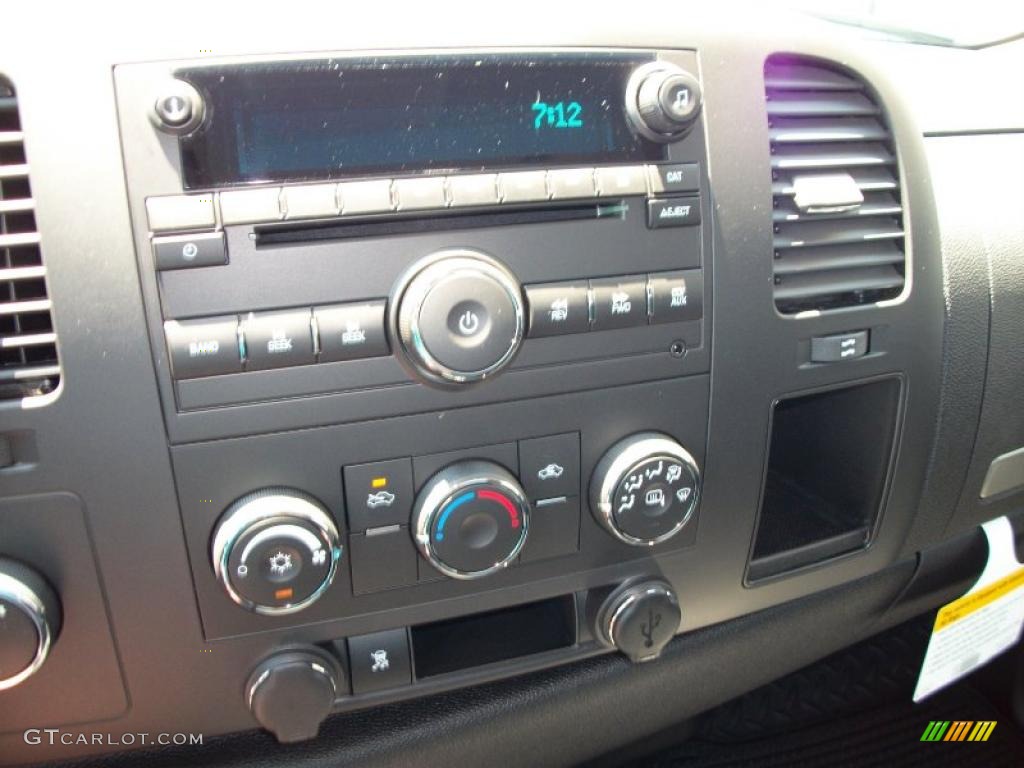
[202,426,702,618]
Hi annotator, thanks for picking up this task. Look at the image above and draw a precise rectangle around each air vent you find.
[0,78,60,400]
[765,56,905,314]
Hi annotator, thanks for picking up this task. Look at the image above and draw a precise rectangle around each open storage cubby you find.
[748,377,902,582]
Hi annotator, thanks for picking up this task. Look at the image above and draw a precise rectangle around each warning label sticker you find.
[914,516,1024,702]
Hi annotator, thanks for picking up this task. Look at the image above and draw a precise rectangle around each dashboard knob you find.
[413,460,530,579]
[590,432,700,546]
[211,489,342,616]
[247,648,341,743]
[0,557,61,691]
[625,62,703,142]
[390,249,525,387]
[596,580,681,663]
[150,79,205,135]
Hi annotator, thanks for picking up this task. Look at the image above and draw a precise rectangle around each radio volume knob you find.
[590,432,700,546]
[625,63,703,142]
[150,80,206,135]
[211,489,342,615]
[390,249,525,388]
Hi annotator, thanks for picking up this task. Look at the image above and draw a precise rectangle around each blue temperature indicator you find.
[435,491,475,542]
[532,101,584,129]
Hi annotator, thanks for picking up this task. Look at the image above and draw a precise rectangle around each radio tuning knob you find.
[413,460,530,579]
[590,432,701,546]
[211,489,342,616]
[0,557,61,691]
[625,62,703,142]
[390,249,525,388]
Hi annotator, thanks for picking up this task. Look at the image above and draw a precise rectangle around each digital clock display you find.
[179,54,665,189]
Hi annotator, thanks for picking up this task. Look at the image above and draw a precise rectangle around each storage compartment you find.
[411,595,577,678]
[748,377,901,581]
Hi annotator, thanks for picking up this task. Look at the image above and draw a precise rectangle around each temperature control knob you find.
[590,432,700,546]
[0,558,61,691]
[413,460,530,579]
[211,489,342,616]
[625,62,703,142]
[390,249,525,387]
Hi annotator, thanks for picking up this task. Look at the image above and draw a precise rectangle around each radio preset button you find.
[394,177,447,211]
[220,188,284,225]
[526,281,590,338]
[649,271,703,324]
[648,163,700,194]
[152,231,226,271]
[339,179,395,215]
[241,310,315,370]
[647,196,701,229]
[146,195,216,232]
[283,184,340,219]
[448,174,499,207]
[590,275,648,330]
[315,301,389,363]
[595,166,648,196]
[164,316,242,379]
[547,168,597,200]
[497,171,549,204]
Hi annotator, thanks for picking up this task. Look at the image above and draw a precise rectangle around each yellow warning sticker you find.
[914,516,1024,702]
[934,567,1024,631]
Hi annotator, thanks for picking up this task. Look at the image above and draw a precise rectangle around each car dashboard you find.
[1,5,1023,766]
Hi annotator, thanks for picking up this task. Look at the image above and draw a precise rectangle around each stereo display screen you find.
[178,54,665,189]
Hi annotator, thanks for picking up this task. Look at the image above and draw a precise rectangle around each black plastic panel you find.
[749,377,902,580]
[172,376,708,640]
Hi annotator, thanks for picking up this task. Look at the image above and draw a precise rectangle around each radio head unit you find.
[114,48,710,441]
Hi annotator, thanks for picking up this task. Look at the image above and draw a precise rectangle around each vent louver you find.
[0,78,60,401]
[765,56,906,314]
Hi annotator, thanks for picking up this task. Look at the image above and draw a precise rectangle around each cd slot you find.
[254,200,628,247]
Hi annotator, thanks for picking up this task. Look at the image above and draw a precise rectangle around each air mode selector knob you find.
[211,489,342,616]
[413,460,530,579]
[0,557,61,691]
[590,432,700,546]
[390,249,525,387]
[625,62,703,142]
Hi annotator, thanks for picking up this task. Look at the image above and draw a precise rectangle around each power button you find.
[392,250,525,387]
